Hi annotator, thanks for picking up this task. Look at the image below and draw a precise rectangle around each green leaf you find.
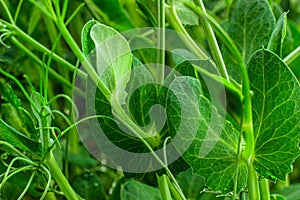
[174,0,199,25]
[90,81,147,153]
[223,0,275,81]
[30,91,51,127]
[91,0,135,31]
[247,49,300,181]
[267,12,287,57]
[136,0,158,26]
[283,21,300,78]
[176,168,205,199]
[129,36,157,76]
[81,20,98,56]
[0,81,21,108]
[72,172,105,200]
[120,180,162,200]
[167,76,247,194]
[125,58,168,136]
[85,57,163,173]
[272,184,300,200]
[89,23,132,102]
[0,169,45,199]
[1,104,26,133]
[18,107,38,140]
[128,84,157,128]
[0,119,40,153]
[1,104,37,139]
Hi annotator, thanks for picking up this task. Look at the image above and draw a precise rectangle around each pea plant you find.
[0,0,299,199]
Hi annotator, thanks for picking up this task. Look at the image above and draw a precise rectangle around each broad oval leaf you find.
[248,49,300,181]
[167,76,247,194]
[224,0,275,81]
[175,0,199,25]
[90,22,132,103]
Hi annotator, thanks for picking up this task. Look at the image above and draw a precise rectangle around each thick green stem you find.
[259,179,270,200]
[45,152,80,200]
[283,45,300,65]
[247,161,260,200]
[240,63,255,160]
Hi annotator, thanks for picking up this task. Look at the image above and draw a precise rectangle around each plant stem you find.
[157,0,165,85]
[189,0,255,161]
[193,64,242,100]
[259,178,270,200]
[10,37,75,89]
[0,0,15,25]
[11,26,86,78]
[196,0,229,81]
[84,0,110,24]
[54,12,111,99]
[45,152,80,200]
[283,45,300,65]
[165,174,184,200]
[247,162,260,200]
[18,170,36,200]
[41,115,50,154]
[157,174,172,200]
[165,4,212,62]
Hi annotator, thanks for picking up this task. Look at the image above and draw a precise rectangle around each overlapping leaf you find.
[167,76,247,194]
[0,81,21,108]
[267,13,287,57]
[248,49,300,180]
[0,119,40,153]
[223,0,275,81]
[82,20,132,103]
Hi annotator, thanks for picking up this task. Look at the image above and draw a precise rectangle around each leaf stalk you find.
[284,45,300,65]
